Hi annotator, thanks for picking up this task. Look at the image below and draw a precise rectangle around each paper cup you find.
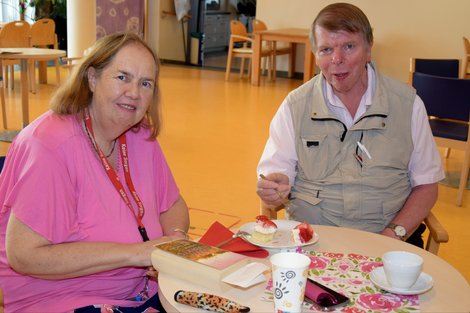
[383,251,423,290]
[270,252,311,313]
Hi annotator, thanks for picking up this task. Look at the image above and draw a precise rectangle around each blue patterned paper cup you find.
[270,252,311,313]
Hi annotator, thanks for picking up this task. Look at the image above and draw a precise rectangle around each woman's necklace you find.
[83,120,116,158]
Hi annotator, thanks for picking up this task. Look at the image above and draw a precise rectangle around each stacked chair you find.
[412,72,470,207]
[0,21,31,91]
[408,58,460,85]
[225,20,274,81]
[409,58,461,158]
[30,18,61,93]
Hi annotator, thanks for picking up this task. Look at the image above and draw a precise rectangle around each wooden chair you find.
[61,56,82,76]
[463,36,470,78]
[409,58,461,158]
[251,19,294,80]
[0,21,31,91]
[60,47,93,77]
[225,20,273,81]
[412,72,470,206]
[260,201,449,255]
[30,18,61,93]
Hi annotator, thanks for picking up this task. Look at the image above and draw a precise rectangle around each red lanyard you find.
[83,109,149,241]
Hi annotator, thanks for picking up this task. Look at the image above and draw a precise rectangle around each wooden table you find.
[157,225,470,312]
[251,28,315,86]
[0,47,66,141]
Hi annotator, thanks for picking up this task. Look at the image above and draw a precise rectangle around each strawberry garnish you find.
[294,222,314,243]
[255,215,277,229]
[255,215,269,222]
[262,219,277,229]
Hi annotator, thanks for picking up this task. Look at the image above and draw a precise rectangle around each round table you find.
[157,225,470,312]
[0,47,66,137]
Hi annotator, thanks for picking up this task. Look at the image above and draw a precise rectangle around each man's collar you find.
[324,62,375,109]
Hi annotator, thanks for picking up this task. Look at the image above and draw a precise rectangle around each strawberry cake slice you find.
[292,222,314,245]
[252,215,278,242]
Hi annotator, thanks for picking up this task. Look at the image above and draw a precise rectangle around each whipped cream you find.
[254,223,277,234]
[292,229,303,245]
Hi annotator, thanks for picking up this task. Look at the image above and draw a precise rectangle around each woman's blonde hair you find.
[50,32,161,139]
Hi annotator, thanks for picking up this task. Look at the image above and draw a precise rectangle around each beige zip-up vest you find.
[286,67,416,233]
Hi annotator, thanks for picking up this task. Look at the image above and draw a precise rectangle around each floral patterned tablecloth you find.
[263,251,419,313]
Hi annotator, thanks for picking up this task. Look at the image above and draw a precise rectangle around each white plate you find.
[238,220,319,249]
[370,267,433,295]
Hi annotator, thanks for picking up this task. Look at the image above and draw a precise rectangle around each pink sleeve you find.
[2,141,84,244]
[152,140,180,215]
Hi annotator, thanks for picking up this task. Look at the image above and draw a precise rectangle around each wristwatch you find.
[386,223,406,240]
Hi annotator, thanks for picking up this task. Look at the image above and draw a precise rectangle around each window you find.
[206,0,220,11]
[0,0,35,23]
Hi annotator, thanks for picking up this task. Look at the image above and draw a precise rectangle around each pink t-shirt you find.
[0,111,180,312]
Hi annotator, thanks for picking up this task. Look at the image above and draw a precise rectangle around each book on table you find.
[151,239,250,292]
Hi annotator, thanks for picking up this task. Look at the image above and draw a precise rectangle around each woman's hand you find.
[133,235,183,268]
[257,173,291,207]
[146,267,159,280]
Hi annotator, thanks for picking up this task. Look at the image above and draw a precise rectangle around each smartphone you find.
[304,278,350,311]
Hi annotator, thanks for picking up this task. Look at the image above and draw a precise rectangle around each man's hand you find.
[257,173,291,207]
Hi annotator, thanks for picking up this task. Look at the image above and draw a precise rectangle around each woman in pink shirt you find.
[0,32,189,312]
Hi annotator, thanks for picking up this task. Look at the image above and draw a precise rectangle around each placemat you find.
[262,251,419,313]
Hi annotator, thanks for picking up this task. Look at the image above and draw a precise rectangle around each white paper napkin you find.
[222,262,269,288]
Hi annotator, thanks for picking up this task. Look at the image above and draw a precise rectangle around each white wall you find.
[66,0,96,58]
[257,0,470,82]
[148,0,188,62]
[147,0,159,56]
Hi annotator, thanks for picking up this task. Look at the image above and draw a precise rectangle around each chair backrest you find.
[230,20,249,43]
[252,19,268,32]
[412,72,470,122]
[464,37,470,78]
[463,36,470,54]
[0,20,31,48]
[409,58,460,84]
[30,18,57,48]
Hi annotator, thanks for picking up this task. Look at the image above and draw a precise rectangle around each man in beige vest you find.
[256,3,444,246]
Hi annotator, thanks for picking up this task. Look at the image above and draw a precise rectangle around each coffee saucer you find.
[370,267,433,295]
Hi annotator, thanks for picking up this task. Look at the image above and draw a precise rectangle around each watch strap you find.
[386,223,406,240]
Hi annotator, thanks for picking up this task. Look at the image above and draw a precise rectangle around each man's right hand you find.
[257,173,291,207]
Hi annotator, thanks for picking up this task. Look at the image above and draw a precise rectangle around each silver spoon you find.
[215,230,251,248]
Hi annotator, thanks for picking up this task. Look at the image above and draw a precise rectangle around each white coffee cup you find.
[270,252,311,313]
[383,251,423,290]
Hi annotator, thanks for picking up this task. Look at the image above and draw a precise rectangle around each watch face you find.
[395,225,406,237]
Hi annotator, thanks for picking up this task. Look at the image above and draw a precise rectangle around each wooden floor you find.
[1,64,469,284]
